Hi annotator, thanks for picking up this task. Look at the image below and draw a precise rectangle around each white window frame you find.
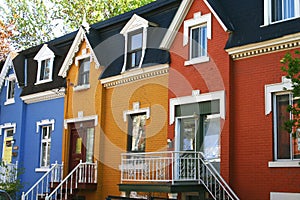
[2,128,15,163]
[34,44,55,85]
[183,12,211,66]
[4,74,16,105]
[35,119,55,172]
[265,77,300,167]
[73,54,91,91]
[120,14,149,73]
[39,125,52,169]
[263,0,300,25]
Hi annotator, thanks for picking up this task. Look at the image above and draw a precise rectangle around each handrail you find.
[21,161,63,200]
[45,161,97,200]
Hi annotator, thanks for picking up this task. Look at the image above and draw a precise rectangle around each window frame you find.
[127,113,147,152]
[74,54,91,91]
[5,75,16,105]
[126,29,143,70]
[183,12,211,66]
[189,24,208,60]
[39,125,52,168]
[78,57,90,86]
[2,128,14,164]
[264,0,300,25]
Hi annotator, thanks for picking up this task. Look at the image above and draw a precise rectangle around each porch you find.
[119,151,238,200]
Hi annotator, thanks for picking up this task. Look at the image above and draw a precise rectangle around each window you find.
[40,125,52,168]
[7,79,15,100]
[78,58,90,86]
[2,128,14,164]
[126,30,143,70]
[272,0,298,22]
[34,44,55,84]
[128,113,146,152]
[273,93,300,160]
[183,12,211,65]
[39,59,51,81]
[190,25,207,59]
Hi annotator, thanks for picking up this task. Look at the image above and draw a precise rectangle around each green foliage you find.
[281,50,300,137]
[3,0,155,50]
[0,161,23,200]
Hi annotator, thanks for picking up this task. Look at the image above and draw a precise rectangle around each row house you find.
[0,0,299,200]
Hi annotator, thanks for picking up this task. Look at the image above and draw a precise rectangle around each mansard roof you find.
[13,31,77,96]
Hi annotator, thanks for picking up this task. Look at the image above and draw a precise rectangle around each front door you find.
[69,122,95,172]
[2,129,14,164]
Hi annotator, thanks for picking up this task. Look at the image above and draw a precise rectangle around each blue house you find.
[2,32,76,198]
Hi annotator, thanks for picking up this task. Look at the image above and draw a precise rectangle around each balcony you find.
[120,151,239,200]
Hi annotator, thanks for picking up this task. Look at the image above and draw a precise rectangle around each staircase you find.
[45,161,97,200]
[22,161,97,200]
[21,161,63,200]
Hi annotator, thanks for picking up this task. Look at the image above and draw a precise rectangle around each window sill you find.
[268,161,300,168]
[35,79,53,85]
[35,167,50,172]
[261,16,300,27]
[4,98,15,105]
[73,84,90,91]
[184,56,209,66]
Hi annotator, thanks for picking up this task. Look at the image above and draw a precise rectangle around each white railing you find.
[45,161,97,200]
[0,161,18,183]
[120,151,239,200]
[21,161,63,200]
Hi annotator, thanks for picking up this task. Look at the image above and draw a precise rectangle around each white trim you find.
[58,27,100,78]
[73,84,90,91]
[184,56,210,66]
[123,102,150,122]
[265,76,292,115]
[21,88,65,104]
[121,14,150,73]
[203,0,229,32]
[169,90,225,125]
[183,12,212,46]
[0,52,18,91]
[101,64,169,88]
[75,53,91,66]
[270,192,300,200]
[64,115,98,129]
[0,123,16,135]
[268,161,300,168]
[34,44,55,84]
[36,119,55,133]
[35,167,50,172]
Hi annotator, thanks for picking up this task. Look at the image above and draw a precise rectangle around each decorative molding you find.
[64,115,98,129]
[21,88,65,104]
[0,123,16,135]
[265,76,292,115]
[226,33,300,60]
[36,119,55,133]
[169,90,225,125]
[123,102,150,122]
[0,52,18,91]
[120,14,152,35]
[268,161,300,168]
[101,64,169,88]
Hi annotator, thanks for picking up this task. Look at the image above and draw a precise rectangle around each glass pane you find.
[130,32,143,51]
[276,94,291,159]
[284,0,295,18]
[203,115,220,159]
[79,58,90,85]
[201,26,207,56]
[86,128,94,163]
[6,129,13,137]
[40,59,50,80]
[191,25,207,59]
[130,114,146,151]
[41,142,47,166]
[76,138,82,154]
[191,28,200,58]
[180,118,196,151]
[272,0,283,21]
[8,79,15,99]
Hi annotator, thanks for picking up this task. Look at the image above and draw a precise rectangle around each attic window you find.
[34,44,55,85]
[121,14,151,72]
[264,0,300,24]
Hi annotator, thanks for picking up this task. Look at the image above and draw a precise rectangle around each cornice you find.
[21,88,65,104]
[101,64,169,88]
[226,33,300,60]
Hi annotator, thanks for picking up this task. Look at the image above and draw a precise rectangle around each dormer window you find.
[121,14,152,72]
[5,74,16,105]
[127,30,143,70]
[184,12,211,66]
[34,44,55,84]
[264,0,300,24]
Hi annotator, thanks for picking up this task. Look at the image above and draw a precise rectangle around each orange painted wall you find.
[99,74,169,199]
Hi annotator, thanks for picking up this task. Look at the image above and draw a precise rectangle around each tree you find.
[0,5,13,61]
[281,50,300,137]
[3,0,155,51]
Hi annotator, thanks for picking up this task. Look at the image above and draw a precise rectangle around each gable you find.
[0,52,18,91]
[34,44,55,61]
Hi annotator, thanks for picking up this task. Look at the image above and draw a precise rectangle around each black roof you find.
[210,0,300,49]
[84,0,182,79]
[13,31,77,96]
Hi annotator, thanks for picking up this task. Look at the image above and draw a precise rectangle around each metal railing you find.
[0,161,18,183]
[120,151,239,200]
[45,161,97,200]
[21,161,63,200]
